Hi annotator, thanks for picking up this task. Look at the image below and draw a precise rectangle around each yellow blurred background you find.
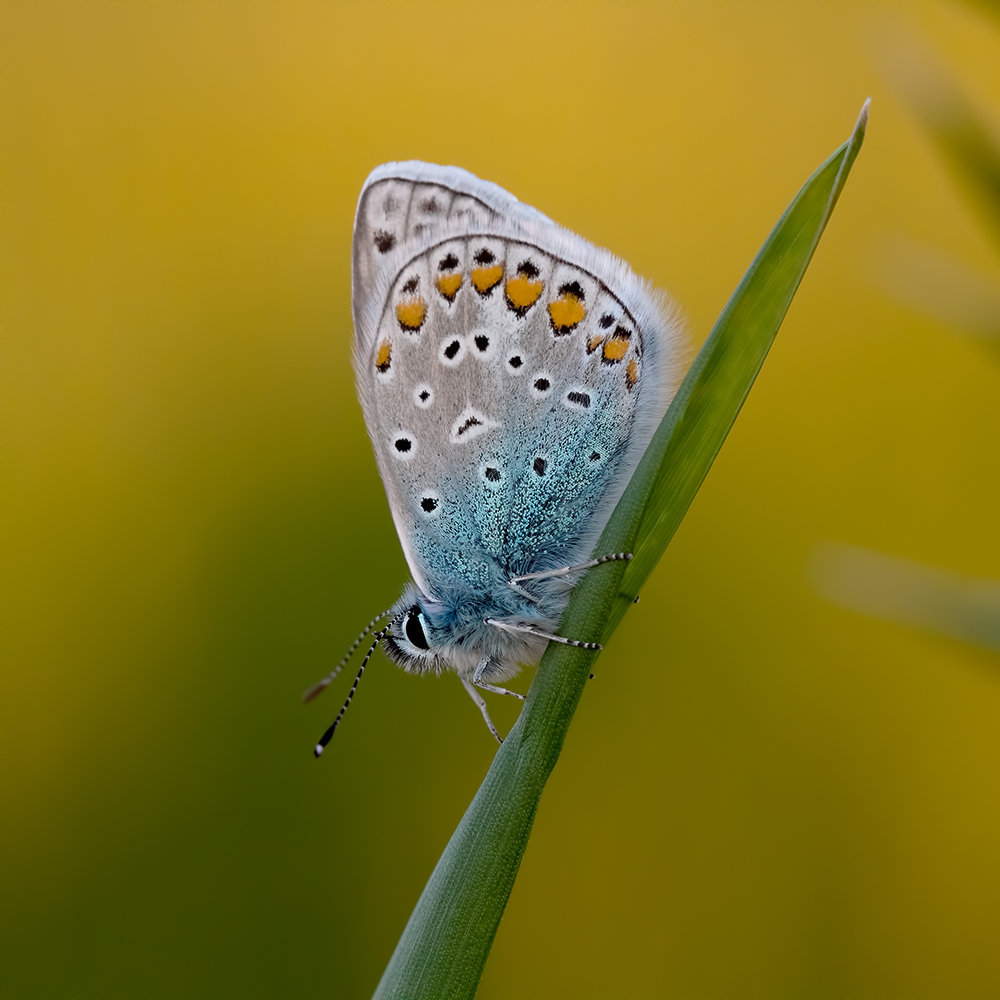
[3,2,999,996]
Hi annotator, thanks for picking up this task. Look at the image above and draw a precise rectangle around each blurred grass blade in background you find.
[914,81,1000,252]
[852,14,1000,660]
[887,14,1000,251]
[372,101,869,1000]
[881,17,1000,355]
[870,234,1000,347]
[812,543,1000,655]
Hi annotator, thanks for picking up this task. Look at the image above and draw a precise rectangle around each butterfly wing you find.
[351,162,681,603]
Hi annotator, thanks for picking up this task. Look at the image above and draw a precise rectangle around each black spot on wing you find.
[456,415,483,437]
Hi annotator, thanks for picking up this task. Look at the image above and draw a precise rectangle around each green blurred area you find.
[1,2,998,997]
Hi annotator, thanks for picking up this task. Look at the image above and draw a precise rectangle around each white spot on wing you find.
[506,352,527,376]
[562,386,592,411]
[469,328,497,361]
[449,408,499,445]
[390,430,418,461]
[438,335,467,367]
[416,491,440,517]
[529,373,553,399]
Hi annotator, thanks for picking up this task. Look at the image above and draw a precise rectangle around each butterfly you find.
[306,162,681,754]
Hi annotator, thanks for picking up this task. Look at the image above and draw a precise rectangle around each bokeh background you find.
[3,2,1000,997]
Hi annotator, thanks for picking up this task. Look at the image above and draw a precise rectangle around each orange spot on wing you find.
[435,273,462,301]
[587,334,605,354]
[626,358,638,391]
[471,265,503,294]
[602,336,630,362]
[375,340,392,373]
[396,297,426,331]
[505,275,544,312]
[548,293,586,334]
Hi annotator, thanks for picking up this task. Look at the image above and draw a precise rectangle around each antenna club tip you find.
[314,744,325,758]
[302,680,329,703]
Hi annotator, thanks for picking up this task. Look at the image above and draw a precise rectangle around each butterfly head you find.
[378,577,559,683]
[381,584,450,674]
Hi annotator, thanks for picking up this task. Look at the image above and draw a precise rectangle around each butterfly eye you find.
[405,607,430,651]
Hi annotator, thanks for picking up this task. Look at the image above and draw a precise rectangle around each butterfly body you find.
[344,161,680,719]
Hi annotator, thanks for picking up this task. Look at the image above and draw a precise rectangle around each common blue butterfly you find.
[307,162,681,754]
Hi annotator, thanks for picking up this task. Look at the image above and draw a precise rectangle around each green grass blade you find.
[372,102,869,1000]
[604,102,868,634]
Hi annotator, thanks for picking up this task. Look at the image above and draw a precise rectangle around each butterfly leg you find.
[472,656,526,701]
[460,677,503,744]
[508,552,632,599]
[486,618,602,651]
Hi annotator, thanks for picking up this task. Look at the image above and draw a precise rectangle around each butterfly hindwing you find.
[352,164,677,603]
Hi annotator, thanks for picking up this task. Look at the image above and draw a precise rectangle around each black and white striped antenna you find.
[302,608,393,703]
[313,623,391,757]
